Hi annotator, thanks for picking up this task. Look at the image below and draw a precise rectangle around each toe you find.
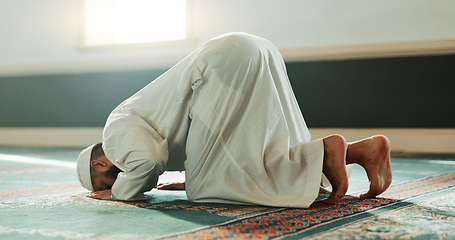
[359,192,373,199]
[323,195,338,204]
[324,188,347,204]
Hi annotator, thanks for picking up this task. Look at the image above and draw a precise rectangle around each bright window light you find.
[83,0,187,46]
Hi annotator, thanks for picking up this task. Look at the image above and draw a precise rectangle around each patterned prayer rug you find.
[0,146,454,239]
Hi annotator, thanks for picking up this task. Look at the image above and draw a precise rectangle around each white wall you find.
[1,0,455,152]
[192,0,455,48]
[1,0,455,75]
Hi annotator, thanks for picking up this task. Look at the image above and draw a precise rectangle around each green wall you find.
[1,54,454,128]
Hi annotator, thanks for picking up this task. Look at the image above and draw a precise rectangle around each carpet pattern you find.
[157,173,455,239]
[0,147,454,239]
[310,191,455,240]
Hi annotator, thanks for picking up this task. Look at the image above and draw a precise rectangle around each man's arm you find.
[88,181,185,201]
[156,182,185,190]
[103,118,169,201]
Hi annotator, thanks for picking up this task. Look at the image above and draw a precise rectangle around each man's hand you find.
[156,182,185,190]
[87,189,113,200]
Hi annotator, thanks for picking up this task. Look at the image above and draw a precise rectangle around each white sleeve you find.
[103,111,169,201]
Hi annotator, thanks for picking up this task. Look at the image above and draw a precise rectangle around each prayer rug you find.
[0,146,454,239]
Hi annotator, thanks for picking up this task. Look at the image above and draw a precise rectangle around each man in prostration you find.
[77,32,391,207]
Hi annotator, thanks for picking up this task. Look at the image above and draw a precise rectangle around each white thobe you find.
[102,32,324,208]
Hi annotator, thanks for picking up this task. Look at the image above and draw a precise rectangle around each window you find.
[82,0,187,46]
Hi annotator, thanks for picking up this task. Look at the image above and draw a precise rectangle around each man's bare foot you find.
[322,135,349,204]
[347,135,392,198]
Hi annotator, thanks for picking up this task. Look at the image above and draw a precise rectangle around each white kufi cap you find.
[76,143,97,192]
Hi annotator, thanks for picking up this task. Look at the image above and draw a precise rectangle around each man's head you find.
[77,143,121,192]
